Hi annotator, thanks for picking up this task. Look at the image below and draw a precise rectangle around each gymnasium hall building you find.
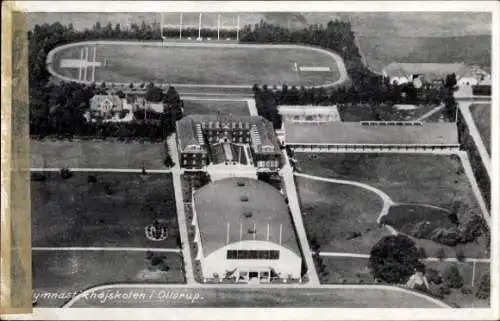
[175,115,283,175]
[191,177,303,283]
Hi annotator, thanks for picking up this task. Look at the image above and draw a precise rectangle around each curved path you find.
[294,172,394,224]
[46,40,348,90]
[62,283,451,308]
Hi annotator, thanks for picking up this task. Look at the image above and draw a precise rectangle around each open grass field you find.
[294,153,487,258]
[316,256,375,285]
[68,285,447,308]
[357,35,491,73]
[296,176,389,253]
[30,140,166,169]
[33,251,185,307]
[50,41,342,87]
[470,104,491,155]
[31,172,179,248]
[183,99,250,116]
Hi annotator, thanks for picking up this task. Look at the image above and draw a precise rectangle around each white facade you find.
[192,196,302,283]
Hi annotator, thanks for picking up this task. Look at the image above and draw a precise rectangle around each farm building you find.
[382,62,477,86]
[176,114,282,172]
[191,177,302,283]
[284,121,460,152]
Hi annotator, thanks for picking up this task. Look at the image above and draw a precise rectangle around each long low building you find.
[284,121,459,151]
[192,177,302,283]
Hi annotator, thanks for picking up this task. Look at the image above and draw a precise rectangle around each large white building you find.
[191,177,302,283]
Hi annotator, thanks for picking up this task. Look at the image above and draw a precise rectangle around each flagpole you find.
[217,13,221,41]
[179,12,183,40]
[198,13,202,40]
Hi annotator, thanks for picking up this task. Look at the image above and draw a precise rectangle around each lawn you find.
[183,99,250,116]
[50,41,341,87]
[338,104,440,122]
[356,35,491,73]
[31,172,179,248]
[294,153,487,258]
[30,139,167,169]
[296,176,390,254]
[316,256,375,285]
[470,104,491,155]
[33,250,185,307]
[69,285,446,308]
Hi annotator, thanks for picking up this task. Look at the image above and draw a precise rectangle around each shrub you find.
[430,227,461,246]
[475,272,490,300]
[425,268,442,284]
[411,221,436,239]
[368,235,421,284]
[459,215,484,243]
[60,167,73,179]
[455,249,465,262]
[442,264,464,289]
[416,247,427,259]
[87,175,97,184]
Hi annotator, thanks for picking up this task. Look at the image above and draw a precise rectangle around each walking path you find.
[457,151,490,227]
[280,152,320,285]
[32,247,181,253]
[317,251,490,263]
[167,134,195,284]
[457,100,491,177]
[30,168,172,173]
[246,98,258,116]
[415,104,445,121]
[294,172,394,224]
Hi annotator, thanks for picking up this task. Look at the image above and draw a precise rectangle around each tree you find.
[368,235,422,284]
[442,264,464,289]
[475,272,490,300]
[445,73,457,89]
[60,167,73,179]
[145,85,164,102]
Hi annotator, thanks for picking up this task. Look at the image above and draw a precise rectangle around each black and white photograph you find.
[1,1,498,320]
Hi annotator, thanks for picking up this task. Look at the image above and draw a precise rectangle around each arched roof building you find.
[191,177,302,283]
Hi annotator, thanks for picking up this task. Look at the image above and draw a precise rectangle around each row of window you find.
[201,122,253,130]
[226,250,280,260]
[257,160,279,168]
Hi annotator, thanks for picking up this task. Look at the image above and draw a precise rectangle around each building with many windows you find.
[192,177,302,283]
[176,114,282,171]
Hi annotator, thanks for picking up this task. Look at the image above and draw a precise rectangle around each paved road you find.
[167,134,195,284]
[457,100,491,177]
[62,283,451,308]
[415,104,445,121]
[317,251,490,263]
[456,151,490,227]
[30,168,172,173]
[280,152,320,285]
[32,247,181,253]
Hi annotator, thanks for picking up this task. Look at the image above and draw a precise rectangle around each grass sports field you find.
[183,98,250,116]
[33,251,185,307]
[338,104,441,122]
[294,153,487,258]
[31,172,179,247]
[67,285,447,307]
[31,140,166,169]
[470,104,491,155]
[49,41,343,87]
[296,176,390,254]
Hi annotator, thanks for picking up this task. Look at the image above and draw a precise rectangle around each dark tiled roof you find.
[193,177,301,257]
[177,114,280,152]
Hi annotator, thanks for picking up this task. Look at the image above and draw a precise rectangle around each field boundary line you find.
[182,96,248,102]
[32,247,181,253]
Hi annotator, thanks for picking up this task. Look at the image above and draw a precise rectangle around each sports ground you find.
[47,41,346,88]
